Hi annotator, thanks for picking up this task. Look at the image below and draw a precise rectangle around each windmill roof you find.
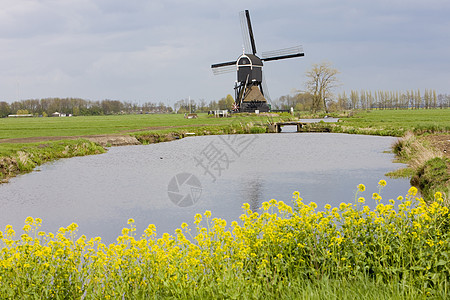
[237,54,263,66]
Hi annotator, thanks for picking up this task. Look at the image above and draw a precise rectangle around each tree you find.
[304,61,340,113]
[218,94,234,110]
[0,101,11,117]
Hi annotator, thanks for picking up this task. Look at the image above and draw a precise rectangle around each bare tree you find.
[304,61,340,113]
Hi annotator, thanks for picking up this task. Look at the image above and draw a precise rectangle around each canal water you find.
[0,133,411,244]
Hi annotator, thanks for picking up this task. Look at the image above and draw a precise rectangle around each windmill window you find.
[239,58,250,65]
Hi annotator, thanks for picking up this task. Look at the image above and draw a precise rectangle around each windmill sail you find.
[239,11,252,54]
[261,46,304,62]
[211,64,236,75]
[240,10,257,55]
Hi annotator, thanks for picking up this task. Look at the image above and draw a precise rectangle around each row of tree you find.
[0,98,174,118]
[0,94,238,118]
[173,95,235,114]
[272,89,450,112]
[293,61,450,112]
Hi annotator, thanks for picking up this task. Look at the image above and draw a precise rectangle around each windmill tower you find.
[211,10,305,113]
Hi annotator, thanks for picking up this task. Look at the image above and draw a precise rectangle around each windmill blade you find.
[211,60,237,69]
[240,10,257,55]
[239,11,252,54]
[261,46,304,62]
[211,64,236,75]
[211,60,236,75]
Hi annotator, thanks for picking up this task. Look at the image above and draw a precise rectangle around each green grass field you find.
[1,109,448,140]
[0,113,286,140]
[338,109,450,136]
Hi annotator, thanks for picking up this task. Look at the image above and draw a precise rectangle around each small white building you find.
[8,114,33,118]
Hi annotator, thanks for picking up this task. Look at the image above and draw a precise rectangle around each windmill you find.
[211,10,304,113]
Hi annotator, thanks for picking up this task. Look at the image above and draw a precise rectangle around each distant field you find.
[339,109,450,135]
[0,113,279,140]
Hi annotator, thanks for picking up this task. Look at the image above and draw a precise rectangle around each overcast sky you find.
[1,0,449,105]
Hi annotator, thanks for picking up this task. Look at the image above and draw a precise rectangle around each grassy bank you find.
[0,140,105,183]
[132,122,268,144]
[387,132,450,204]
[1,184,448,298]
[298,109,450,136]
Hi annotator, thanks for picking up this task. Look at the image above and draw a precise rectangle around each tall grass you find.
[0,139,105,182]
[0,183,448,298]
[391,132,449,204]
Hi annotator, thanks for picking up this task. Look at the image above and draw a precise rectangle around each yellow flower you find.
[127,218,135,225]
[194,213,202,225]
[408,186,418,196]
[357,184,365,192]
[358,197,365,203]
[378,180,387,187]
[204,210,211,218]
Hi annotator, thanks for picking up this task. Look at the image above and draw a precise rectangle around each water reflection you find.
[243,177,264,212]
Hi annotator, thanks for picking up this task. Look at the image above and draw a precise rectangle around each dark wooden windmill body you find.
[211,10,304,113]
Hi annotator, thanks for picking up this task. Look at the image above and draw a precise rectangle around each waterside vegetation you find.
[0,140,105,183]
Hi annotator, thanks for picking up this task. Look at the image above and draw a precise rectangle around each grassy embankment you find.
[301,109,450,203]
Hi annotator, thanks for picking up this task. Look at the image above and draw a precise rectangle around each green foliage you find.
[218,94,235,110]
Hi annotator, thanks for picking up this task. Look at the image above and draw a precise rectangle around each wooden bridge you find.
[267,121,331,133]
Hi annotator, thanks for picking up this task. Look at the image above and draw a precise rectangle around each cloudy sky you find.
[1,0,449,105]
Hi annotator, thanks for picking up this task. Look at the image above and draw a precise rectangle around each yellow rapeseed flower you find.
[378,180,387,187]
[357,184,365,192]
[408,186,418,196]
